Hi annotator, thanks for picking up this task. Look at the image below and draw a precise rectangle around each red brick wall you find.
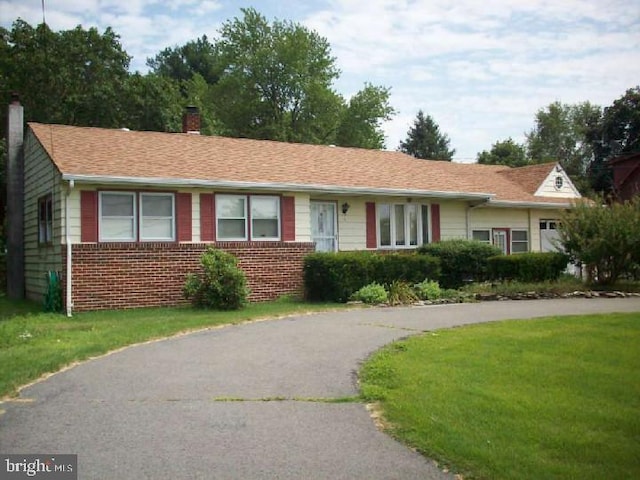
[62,242,315,312]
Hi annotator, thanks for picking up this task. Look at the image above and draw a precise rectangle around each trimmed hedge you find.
[304,252,440,302]
[488,252,570,282]
[417,240,502,289]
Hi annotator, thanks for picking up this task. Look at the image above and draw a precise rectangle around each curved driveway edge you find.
[2,298,639,479]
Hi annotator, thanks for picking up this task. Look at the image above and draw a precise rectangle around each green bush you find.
[559,197,640,285]
[183,247,249,310]
[488,252,569,282]
[351,283,388,304]
[388,280,418,305]
[304,252,440,302]
[414,279,441,300]
[418,240,501,289]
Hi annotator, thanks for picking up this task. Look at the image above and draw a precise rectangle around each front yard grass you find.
[0,296,345,398]
[360,312,640,480]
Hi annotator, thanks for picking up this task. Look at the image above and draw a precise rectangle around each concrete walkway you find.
[2,298,639,479]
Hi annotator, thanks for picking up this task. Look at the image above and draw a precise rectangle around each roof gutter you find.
[485,199,577,209]
[60,174,495,201]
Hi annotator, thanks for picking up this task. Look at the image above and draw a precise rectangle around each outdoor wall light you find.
[341,202,350,214]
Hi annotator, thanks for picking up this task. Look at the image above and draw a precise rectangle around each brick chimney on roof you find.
[182,106,201,134]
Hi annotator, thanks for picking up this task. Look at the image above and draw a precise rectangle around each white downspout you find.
[65,179,74,317]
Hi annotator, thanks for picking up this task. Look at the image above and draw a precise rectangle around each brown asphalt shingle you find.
[29,122,577,204]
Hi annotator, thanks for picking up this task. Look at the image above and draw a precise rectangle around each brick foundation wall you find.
[63,242,315,312]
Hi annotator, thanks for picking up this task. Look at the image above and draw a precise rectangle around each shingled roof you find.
[28,123,577,207]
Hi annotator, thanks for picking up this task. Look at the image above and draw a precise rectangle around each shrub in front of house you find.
[351,283,388,304]
[414,279,442,300]
[418,239,502,289]
[487,252,570,283]
[183,246,249,310]
[387,280,419,306]
[303,252,440,302]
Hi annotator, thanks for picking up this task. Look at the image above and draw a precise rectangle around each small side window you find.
[38,194,53,244]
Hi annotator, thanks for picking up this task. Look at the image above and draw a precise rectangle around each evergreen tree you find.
[398,110,455,160]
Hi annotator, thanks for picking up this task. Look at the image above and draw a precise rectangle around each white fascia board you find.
[61,174,495,201]
[486,199,576,209]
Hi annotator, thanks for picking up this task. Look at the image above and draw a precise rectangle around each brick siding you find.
[62,242,315,312]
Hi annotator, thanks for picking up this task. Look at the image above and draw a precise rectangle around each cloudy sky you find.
[2,0,639,162]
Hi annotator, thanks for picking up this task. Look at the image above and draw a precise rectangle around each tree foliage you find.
[0,19,182,132]
[1,20,130,127]
[526,101,601,192]
[147,35,219,85]
[477,138,528,167]
[148,8,394,148]
[334,84,395,149]
[558,197,640,285]
[398,110,455,160]
[587,86,640,194]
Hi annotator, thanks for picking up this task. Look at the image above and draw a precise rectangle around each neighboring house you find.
[609,152,640,201]
[6,102,581,313]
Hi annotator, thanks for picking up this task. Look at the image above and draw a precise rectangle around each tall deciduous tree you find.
[587,86,640,194]
[398,110,455,160]
[335,84,395,149]
[477,138,528,167]
[0,20,131,128]
[211,8,342,142]
[147,35,220,85]
[526,101,602,190]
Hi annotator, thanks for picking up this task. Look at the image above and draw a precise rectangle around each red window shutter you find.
[200,193,215,241]
[281,196,295,241]
[176,193,192,242]
[366,202,377,248]
[431,203,441,242]
[80,191,98,242]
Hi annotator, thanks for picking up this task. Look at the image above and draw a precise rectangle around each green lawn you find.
[0,295,345,398]
[360,313,640,480]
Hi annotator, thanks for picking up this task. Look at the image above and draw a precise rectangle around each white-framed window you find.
[38,194,53,244]
[140,193,175,241]
[511,230,529,253]
[472,230,491,244]
[99,191,176,242]
[378,203,427,248]
[251,195,280,240]
[216,194,281,241]
[99,192,136,241]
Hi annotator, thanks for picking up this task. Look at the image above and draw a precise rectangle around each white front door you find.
[493,229,509,254]
[311,202,337,252]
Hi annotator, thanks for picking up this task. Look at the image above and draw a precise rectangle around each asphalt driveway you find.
[2,298,639,479]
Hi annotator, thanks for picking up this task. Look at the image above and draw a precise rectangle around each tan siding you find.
[294,193,311,242]
[23,131,64,302]
[469,207,530,230]
[191,192,201,242]
[337,197,367,251]
[65,187,83,243]
[439,201,468,239]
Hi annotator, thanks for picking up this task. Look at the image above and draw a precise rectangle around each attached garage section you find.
[539,219,561,252]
